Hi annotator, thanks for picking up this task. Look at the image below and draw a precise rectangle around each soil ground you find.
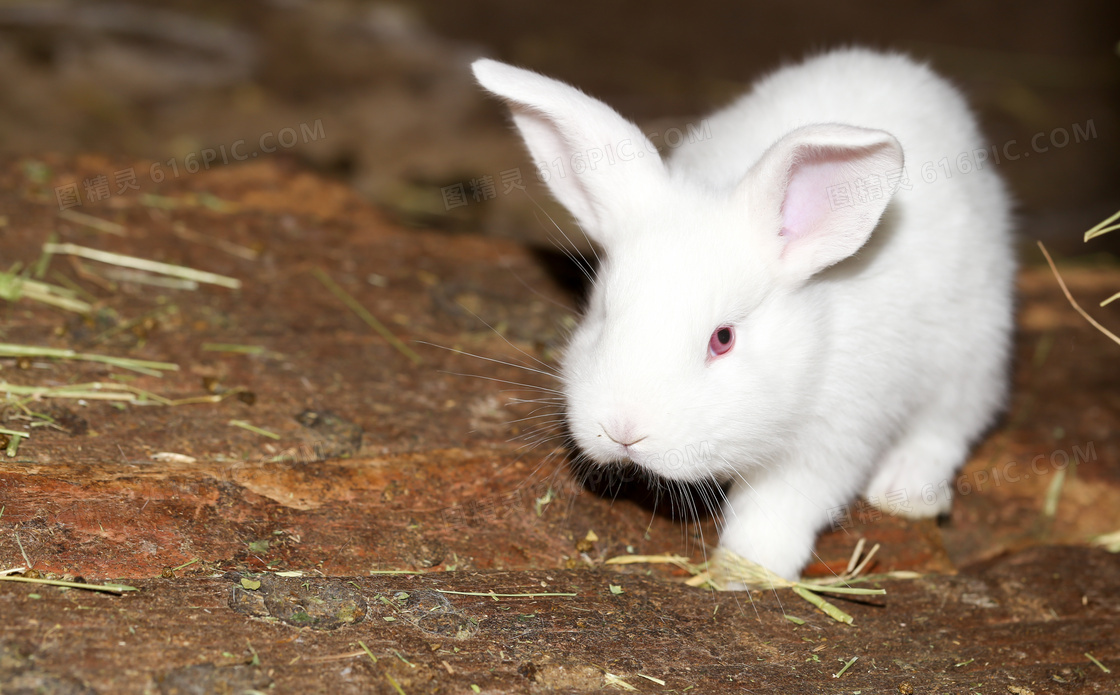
[2,155,1119,694]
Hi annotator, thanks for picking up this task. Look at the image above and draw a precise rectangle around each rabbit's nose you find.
[602,422,648,449]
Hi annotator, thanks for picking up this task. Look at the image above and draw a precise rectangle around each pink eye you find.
[708,325,735,358]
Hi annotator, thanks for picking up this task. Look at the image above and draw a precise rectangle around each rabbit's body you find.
[474,48,1014,580]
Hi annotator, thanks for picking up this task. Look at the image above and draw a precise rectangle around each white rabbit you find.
[472,48,1014,581]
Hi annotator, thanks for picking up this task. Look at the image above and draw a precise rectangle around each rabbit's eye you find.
[708,326,735,358]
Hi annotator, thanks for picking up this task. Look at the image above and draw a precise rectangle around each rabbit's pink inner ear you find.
[771,136,900,283]
[778,151,850,248]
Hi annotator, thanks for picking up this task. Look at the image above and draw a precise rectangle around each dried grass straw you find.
[1037,242,1120,347]
[1037,208,1120,346]
[43,242,241,289]
[607,539,912,625]
[0,344,178,377]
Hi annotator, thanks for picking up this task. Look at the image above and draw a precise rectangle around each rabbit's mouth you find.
[604,427,648,460]
[610,440,719,484]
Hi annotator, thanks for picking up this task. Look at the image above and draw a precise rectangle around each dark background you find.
[1,0,1117,257]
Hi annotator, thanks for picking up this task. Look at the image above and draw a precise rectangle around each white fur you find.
[473,49,1015,580]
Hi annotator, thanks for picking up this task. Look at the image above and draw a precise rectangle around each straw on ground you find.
[58,209,127,237]
[228,420,280,439]
[43,242,241,289]
[312,268,421,364]
[1083,209,1120,307]
[606,540,893,625]
[0,343,178,377]
[0,269,92,314]
[1,381,229,407]
[0,575,138,594]
[1037,241,1120,347]
[433,589,577,600]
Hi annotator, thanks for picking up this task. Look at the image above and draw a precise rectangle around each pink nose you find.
[603,421,647,449]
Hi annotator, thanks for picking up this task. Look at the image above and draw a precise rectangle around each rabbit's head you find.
[473,59,902,482]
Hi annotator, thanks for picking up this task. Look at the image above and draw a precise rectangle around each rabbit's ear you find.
[472,59,664,245]
[742,124,903,284]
